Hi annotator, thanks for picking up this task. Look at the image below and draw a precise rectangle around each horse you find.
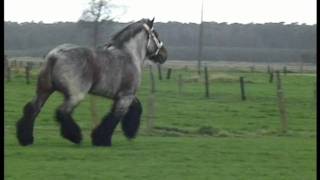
[16,18,167,146]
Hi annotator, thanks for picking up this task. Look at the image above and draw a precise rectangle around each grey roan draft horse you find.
[16,18,167,146]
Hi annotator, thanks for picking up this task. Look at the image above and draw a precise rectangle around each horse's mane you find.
[109,19,150,48]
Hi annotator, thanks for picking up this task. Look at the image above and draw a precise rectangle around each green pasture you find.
[4,65,316,179]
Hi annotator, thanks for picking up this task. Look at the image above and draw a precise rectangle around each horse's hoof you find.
[91,129,111,146]
[92,141,111,147]
[63,133,82,144]
[59,118,83,144]
[61,128,82,144]
[91,137,111,146]
[17,136,34,146]
[17,131,34,146]
[16,121,34,146]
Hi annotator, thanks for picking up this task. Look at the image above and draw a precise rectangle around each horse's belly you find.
[89,85,117,99]
[88,68,139,99]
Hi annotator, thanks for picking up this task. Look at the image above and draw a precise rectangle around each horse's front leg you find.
[91,95,134,146]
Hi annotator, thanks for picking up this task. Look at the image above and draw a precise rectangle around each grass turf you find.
[4,67,316,179]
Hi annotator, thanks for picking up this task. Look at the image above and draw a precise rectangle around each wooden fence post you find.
[184,65,188,72]
[15,62,20,74]
[12,60,17,68]
[314,82,316,100]
[250,66,255,73]
[157,64,162,80]
[90,95,99,129]
[240,76,246,100]
[149,65,156,93]
[147,93,155,132]
[147,65,156,132]
[275,71,288,133]
[7,67,11,82]
[30,62,34,69]
[178,74,183,95]
[166,68,172,80]
[204,66,210,98]
[267,65,271,73]
[269,72,274,83]
[25,65,30,84]
[4,55,8,81]
[299,62,304,73]
[283,66,287,75]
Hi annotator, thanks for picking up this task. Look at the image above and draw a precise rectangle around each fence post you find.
[269,72,274,83]
[157,64,162,80]
[204,66,210,98]
[250,66,255,73]
[314,82,317,100]
[149,65,156,93]
[283,66,287,75]
[30,62,34,69]
[4,55,8,81]
[147,93,155,133]
[240,77,246,100]
[178,74,183,95]
[25,65,30,84]
[267,65,271,73]
[90,95,99,129]
[184,65,188,72]
[7,67,11,82]
[275,71,288,133]
[299,62,304,73]
[147,65,156,132]
[15,62,20,74]
[12,60,16,68]
[166,68,172,80]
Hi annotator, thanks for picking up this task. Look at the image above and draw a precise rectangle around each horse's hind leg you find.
[56,94,85,144]
[16,88,53,146]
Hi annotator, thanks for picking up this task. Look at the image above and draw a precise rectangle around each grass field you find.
[4,64,316,179]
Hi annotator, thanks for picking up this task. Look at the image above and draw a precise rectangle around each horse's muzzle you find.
[150,46,167,64]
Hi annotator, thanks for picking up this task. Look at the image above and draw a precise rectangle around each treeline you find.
[4,21,316,63]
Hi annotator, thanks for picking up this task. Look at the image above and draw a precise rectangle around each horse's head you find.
[149,45,167,64]
[143,18,168,64]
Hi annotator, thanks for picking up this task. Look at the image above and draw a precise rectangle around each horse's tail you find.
[121,98,143,139]
[37,54,58,91]
[15,52,57,146]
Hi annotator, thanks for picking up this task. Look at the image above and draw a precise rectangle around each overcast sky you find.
[4,0,317,24]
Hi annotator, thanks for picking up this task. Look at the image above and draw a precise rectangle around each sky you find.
[4,0,317,24]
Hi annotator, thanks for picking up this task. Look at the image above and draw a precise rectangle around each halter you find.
[143,23,163,56]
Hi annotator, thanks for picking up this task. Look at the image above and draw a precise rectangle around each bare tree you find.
[79,0,117,127]
[197,0,204,75]
[79,0,114,48]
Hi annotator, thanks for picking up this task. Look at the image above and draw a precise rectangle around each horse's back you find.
[46,43,94,60]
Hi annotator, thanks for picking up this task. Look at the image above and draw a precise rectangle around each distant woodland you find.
[4,21,316,63]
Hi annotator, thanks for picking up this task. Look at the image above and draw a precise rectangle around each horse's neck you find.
[123,31,148,73]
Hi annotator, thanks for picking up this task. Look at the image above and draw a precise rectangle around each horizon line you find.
[4,20,317,26]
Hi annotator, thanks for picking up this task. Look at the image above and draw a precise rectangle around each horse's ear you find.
[148,17,155,28]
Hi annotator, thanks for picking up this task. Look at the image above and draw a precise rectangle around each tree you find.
[79,0,114,47]
[79,0,117,127]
